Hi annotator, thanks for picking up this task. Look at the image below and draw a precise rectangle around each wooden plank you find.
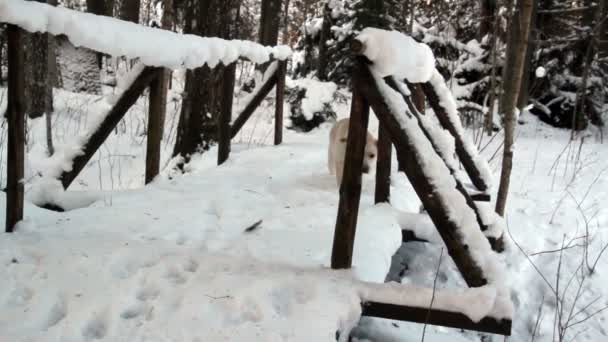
[421,80,491,192]
[274,60,286,145]
[5,25,25,233]
[374,123,391,203]
[362,301,511,336]
[354,58,488,287]
[231,70,278,139]
[331,81,370,269]
[60,66,160,189]
[145,68,165,184]
[218,63,237,165]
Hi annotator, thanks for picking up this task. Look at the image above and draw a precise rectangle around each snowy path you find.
[1,138,403,341]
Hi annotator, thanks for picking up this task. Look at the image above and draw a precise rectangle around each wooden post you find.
[274,60,286,145]
[331,77,370,269]
[355,59,487,287]
[231,69,278,139]
[218,63,236,165]
[61,66,160,189]
[6,25,25,233]
[374,124,391,203]
[145,69,165,184]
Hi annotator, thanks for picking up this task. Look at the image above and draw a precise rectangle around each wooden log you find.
[386,78,492,236]
[421,80,491,192]
[145,68,165,184]
[231,69,278,139]
[5,25,25,233]
[362,301,511,336]
[354,59,487,287]
[60,66,160,189]
[331,80,370,269]
[274,60,286,145]
[218,62,237,165]
[374,123,391,203]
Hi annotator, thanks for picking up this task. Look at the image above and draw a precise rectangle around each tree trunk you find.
[517,0,537,112]
[479,0,496,40]
[172,0,239,162]
[86,0,108,68]
[281,0,291,44]
[156,0,175,137]
[317,3,332,81]
[25,0,54,119]
[484,4,500,135]
[259,0,282,46]
[119,0,141,23]
[495,0,535,216]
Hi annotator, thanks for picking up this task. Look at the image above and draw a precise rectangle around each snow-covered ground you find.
[1,68,607,341]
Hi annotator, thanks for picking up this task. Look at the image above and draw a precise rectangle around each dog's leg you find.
[336,162,344,187]
[328,144,335,174]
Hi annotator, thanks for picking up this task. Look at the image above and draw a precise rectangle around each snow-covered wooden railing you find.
[0,0,291,69]
[1,0,290,218]
[330,28,511,336]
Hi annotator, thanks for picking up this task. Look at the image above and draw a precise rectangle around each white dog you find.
[328,118,378,186]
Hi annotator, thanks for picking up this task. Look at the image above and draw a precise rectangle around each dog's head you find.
[362,134,378,174]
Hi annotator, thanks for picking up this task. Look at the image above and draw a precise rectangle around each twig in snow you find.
[421,247,443,342]
[244,219,263,233]
[204,294,233,300]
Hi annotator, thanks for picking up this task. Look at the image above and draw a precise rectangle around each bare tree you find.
[495,0,535,216]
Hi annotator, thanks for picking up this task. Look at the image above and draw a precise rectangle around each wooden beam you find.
[421,80,491,192]
[145,68,165,184]
[274,60,286,145]
[385,78,494,240]
[362,301,511,336]
[231,70,278,139]
[60,66,160,189]
[402,229,428,243]
[354,59,488,287]
[5,25,25,233]
[218,63,237,165]
[471,193,491,202]
[374,124,391,204]
[331,80,370,269]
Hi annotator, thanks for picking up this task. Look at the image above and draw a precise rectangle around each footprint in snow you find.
[82,310,108,339]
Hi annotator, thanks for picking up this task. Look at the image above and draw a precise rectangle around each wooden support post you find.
[374,124,391,203]
[5,25,25,233]
[231,69,279,139]
[218,63,236,165]
[61,66,160,189]
[145,69,165,184]
[355,59,487,287]
[362,302,511,336]
[422,81,491,192]
[331,79,370,269]
[274,60,286,145]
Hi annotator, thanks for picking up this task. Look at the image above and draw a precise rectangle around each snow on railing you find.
[0,0,292,69]
[353,28,493,190]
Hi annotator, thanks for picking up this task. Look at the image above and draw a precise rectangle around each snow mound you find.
[355,28,436,83]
